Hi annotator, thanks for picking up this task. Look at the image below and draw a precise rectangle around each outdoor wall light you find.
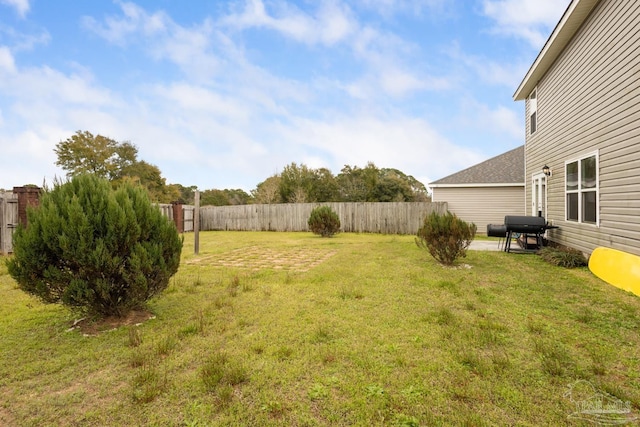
[542,165,551,177]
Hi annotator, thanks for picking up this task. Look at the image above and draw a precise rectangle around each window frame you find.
[529,88,537,135]
[564,151,599,225]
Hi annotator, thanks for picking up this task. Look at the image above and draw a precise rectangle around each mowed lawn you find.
[1,231,639,426]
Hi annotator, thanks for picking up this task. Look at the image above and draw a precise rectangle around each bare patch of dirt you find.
[186,246,337,272]
[439,263,473,270]
[67,310,156,336]
[0,405,16,427]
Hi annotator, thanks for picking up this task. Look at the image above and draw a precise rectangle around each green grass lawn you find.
[1,231,639,426]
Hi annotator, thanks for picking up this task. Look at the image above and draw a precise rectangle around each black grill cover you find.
[504,216,546,233]
[487,224,507,237]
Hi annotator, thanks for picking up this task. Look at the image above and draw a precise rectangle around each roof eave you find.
[513,0,600,101]
[430,183,525,188]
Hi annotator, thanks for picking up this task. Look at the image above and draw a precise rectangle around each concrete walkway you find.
[469,240,503,251]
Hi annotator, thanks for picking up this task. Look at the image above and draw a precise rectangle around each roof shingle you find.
[430,145,524,186]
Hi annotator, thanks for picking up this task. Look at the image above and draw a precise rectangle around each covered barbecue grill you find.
[487,216,552,252]
[504,215,546,252]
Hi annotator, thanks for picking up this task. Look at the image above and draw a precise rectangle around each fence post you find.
[172,202,184,233]
[13,186,41,227]
[194,190,200,255]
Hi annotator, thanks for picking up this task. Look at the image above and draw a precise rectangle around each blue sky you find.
[0,0,569,192]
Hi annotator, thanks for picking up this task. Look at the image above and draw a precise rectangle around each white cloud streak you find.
[481,0,570,48]
[221,0,356,46]
[0,0,29,17]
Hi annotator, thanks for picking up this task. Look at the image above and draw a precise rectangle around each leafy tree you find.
[337,163,428,202]
[6,174,183,318]
[225,189,252,205]
[309,168,340,202]
[115,160,173,202]
[252,175,282,204]
[54,130,179,203]
[373,169,415,202]
[336,164,371,202]
[170,184,197,205]
[336,162,382,202]
[250,161,428,204]
[54,130,133,179]
[280,162,314,203]
[201,189,230,206]
[200,189,252,206]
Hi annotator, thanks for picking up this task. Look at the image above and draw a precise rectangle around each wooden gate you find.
[183,206,194,232]
[0,192,18,254]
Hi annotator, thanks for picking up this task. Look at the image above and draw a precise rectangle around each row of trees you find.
[252,162,429,204]
[54,131,430,206]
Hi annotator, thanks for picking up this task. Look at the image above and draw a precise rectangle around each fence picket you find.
[0,192,18,254]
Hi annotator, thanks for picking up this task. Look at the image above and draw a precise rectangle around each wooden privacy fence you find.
[199,202,448,235]
[3,200,445,253]
[0,192,18,254]
[156,204,195,233]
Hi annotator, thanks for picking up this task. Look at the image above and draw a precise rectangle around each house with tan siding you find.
[430,146,525,234]
[514,0,640,256]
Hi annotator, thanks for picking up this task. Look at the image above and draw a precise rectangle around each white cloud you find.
[84,1,446,102]
[0,0,29,17]
[482,0,570,48]
[151,82,249,121]
[0,127,68,188]
[447,42,530,88]
[84,3,224,83]
[356,0,450,18]
[82,2,170,45]
[0,46,16,72]
[455,98,523,142]
[483,105,522,139]
[0,64,114,107]
[277,114,482,183]
[221,0,356,46]
[0,26,50,51]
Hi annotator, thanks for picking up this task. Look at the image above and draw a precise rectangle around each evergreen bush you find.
[308,206,341,237]
[415,211,476,265]
[6,174,183,318]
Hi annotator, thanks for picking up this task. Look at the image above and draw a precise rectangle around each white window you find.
[529,89,537,135]
[565,152,598,224]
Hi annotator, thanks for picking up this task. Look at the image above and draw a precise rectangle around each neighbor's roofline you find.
[513,0,600,101]
[429,183,524,189]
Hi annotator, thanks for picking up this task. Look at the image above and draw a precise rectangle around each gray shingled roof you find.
[430,145,524,185]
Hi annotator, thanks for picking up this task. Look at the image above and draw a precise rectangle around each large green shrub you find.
[6,174,183,318]
[415,211,476,265]
[308,206,341,237]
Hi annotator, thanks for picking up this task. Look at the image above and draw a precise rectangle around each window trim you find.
[529,88,537,135]
[564,150,599,226]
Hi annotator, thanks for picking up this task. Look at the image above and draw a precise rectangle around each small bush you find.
[415,211,476,265]
[6,174,183,318]
[539,246,587,268]
[308,206,341,237]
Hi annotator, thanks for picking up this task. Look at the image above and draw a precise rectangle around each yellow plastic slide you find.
[588,247,640,297]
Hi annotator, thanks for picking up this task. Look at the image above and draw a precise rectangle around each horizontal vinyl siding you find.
[432,186,525,234]
[525,0,640,256]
